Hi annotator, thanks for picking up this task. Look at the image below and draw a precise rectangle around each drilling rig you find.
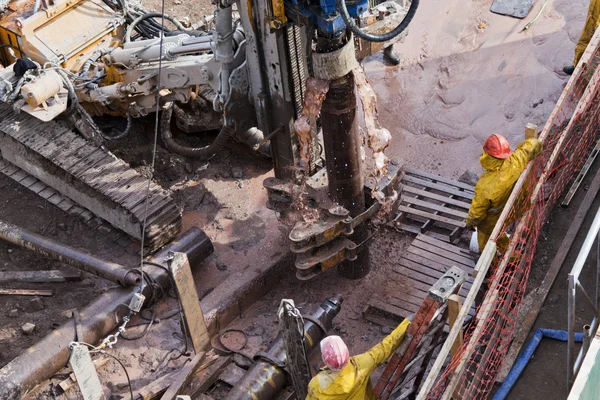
[0,0,418,273]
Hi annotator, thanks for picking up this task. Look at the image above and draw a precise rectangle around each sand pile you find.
[364,0,588,177]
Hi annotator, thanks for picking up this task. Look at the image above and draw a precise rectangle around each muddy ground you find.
[0,0,595,399]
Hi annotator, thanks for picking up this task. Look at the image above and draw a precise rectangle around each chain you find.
[100,312,133,349]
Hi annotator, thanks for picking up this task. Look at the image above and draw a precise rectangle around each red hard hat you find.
[483,134,512,159]
[320,335,349,371]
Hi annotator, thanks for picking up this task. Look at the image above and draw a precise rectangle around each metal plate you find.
[490,0,534,19]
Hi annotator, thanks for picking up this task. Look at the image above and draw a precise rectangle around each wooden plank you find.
[397,205,466,228]
[497,164,600,383]
[388,289,428,308]
[170,252,210,354]
[0,289,53,296]
[390,269,471,299]
[448,295,464,358]
[403,175,474,200]
[367,299,417,321]
[402,251,449,273]
[416,234,472,257]
[397,223,453,243]
[59,357,110,392]
[411,239,475,267]
[363,304,404,326]
[188,356,232,397]
[137,371,178,400]
[160,351,207,400]
[392,260,471,293]
[406,246,456,269]
[0,270,81,283]
[402,196,469,219]
[404,168,476,192]
[398,257,447,280]
[402,185,471,211]
[393,264,440,286]
[218,363,247,387]
[396,260,473,292]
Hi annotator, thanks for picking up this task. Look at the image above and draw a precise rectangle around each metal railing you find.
[568,205,600,387]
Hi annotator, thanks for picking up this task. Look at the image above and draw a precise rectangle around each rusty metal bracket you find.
[265,162,402,279]
[289,162,403,253]
[295,237,358,280]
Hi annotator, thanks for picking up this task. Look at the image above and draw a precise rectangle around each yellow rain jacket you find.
[466,138,543,252]
[306,319,411,400]
[574,0,600,66]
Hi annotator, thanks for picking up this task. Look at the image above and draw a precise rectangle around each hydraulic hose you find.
[79,48,113,78]
[125,12,189,42]
[337,0,419,43]
[102,112,132,141]
[161,106,235,159]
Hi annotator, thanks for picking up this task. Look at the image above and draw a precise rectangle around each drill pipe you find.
[0,219,141,287]
[225,296,343,400]
[0,227,214,400]
[319,34,370,279]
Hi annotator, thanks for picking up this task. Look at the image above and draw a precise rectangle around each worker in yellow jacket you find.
[466,134,542,253]
[564,0,600,75]
[306,318,410,400]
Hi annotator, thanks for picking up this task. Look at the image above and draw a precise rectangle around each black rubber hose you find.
[337,0,419,43]
[161,107,235,159]
[125,12,188,42]
[101,112,132,141]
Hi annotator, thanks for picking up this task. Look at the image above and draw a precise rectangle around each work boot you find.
[383,45,401,66]
[563,65,575,75]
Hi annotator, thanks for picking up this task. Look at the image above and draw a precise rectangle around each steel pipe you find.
[182,35,214,45]
[225,296,343,400]
[0,227,214,400]
[0,219,141,287]
[318,33,369,279]
[168,42,213,56]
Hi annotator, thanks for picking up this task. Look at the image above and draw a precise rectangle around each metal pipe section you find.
[214,6,234,63]
[225,296,343,400]
[583,324,592,358]
[567,208,600,387]
[182,35,214,45]
[168,42,213,56]
[0,219,141,287]
[0,228,213,400]
[318,34,369,280]
[568,273,576,387]
[570,207,600,277]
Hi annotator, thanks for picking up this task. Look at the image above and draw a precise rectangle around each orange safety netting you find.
[424,36,600,399]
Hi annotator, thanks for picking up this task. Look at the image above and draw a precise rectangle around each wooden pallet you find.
[395,168,475,244]
[364,234,476,326]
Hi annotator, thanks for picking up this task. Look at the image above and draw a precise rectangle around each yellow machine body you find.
[0,0,124,71]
